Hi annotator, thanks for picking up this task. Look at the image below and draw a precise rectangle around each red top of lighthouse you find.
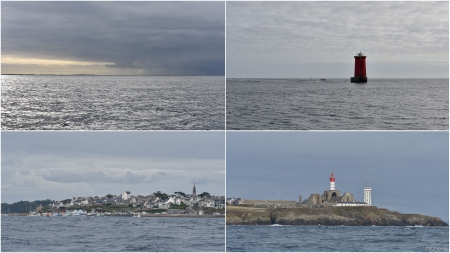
[330,172,335,182]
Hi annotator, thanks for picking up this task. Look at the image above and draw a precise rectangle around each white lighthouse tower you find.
[364,181,372,206]
[330,172,335,190]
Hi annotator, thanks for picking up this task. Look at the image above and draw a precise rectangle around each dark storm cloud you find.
[2,1,225,75]
[226,132,449,220]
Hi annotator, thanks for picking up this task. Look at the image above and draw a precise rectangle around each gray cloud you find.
[43,170,107,183]
[42,170,145,184]
[1,132,225,203]
[23,179,37,188]
[2,131,225,161]
[124,171,146,184]
[190,177,218,185]
[146,172,167,183]
[227,2,448,78]
[2,2,225,75]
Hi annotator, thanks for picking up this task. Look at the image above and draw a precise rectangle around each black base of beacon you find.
[351,77,367,83]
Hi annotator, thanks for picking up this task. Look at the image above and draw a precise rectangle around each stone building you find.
[302,172,369,207]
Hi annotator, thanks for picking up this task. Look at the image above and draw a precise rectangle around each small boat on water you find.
[28,207,39,216]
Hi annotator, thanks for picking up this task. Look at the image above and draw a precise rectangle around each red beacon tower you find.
[351,51,367,83]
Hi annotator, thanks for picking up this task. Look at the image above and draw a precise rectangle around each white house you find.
[175,197,184,205]
[165,196,176,204]
[122,191,131,200]
[80,199,87,206]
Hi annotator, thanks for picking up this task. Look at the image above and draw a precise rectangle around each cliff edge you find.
[226,205,448,226]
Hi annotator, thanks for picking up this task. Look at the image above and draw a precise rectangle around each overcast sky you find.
[227,2,449,78]
[2,132,225,203]
[227,132,449,221]
[2,2,225,75]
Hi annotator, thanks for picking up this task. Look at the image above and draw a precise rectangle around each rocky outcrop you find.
[226,206,448,226]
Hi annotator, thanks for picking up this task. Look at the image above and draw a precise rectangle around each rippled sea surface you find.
[226,225,449,252]
[226,78,449,130]
[1,216,224,251]
[1,75,224,130]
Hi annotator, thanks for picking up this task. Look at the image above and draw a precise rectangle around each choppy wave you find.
[226,78,449,130]
[2,216,225,251]
[226,225,449,252]
[269,224,289,227]
[1,75,225,130]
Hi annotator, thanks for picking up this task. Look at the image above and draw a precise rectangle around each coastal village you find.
[8,184,225,217]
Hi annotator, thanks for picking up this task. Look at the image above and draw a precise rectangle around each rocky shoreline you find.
[226,206,448,226]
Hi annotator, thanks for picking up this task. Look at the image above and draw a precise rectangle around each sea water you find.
[226,225,449,252]
[1,216,225,251]
[1,75,224,130]
[226,78,449,130]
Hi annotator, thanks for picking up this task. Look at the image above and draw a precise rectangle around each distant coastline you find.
[2,188,225,218]
[3,213,224,218]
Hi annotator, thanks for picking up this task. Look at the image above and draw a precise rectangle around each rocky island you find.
[226,173,447,226]
[226,205,448,226]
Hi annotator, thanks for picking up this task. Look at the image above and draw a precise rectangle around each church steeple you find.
[193,183,197,197]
